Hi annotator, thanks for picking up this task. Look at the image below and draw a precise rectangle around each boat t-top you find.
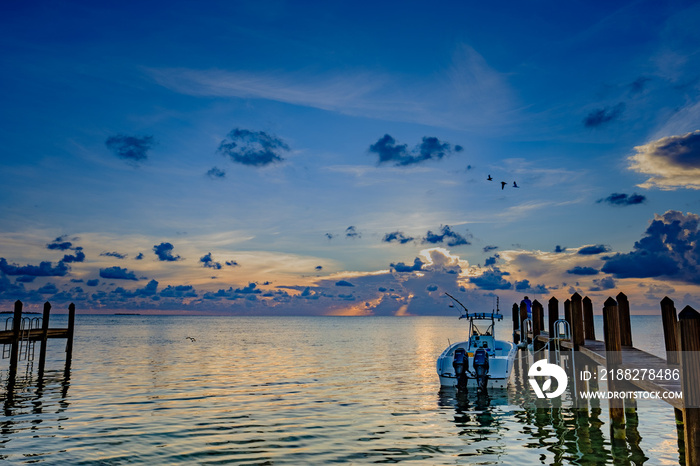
[436,293,517,392]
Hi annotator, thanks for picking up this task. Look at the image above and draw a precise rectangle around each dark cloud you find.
[426,284,438,292]
[484,254,499,267]
[346,226,360,239]
[47,237,73,251]
[226,260,239,267]
[597,193,646,206]
[0,258,69,276]
[135,253,144,260]
[602,210,700,283]
[642,130,700,169]
[515,279,548,294]
[101,251,127,259]
[235,283,261,294]
[16,276,36,283]
[583,102,625,128]
[207,167,226,179]
[100,266,139,281]
[315,265,323,271]
[423,225,470,247]
[469,268,512,290]
[218,128,289,167]
[369,134,463,166]
[335,280,354,287]
[37,283,59,294]
[86,279,99,286]
[325,233,335,240]
[382,231,414,244]
[62,247,85,263]
[567,266,600,275]
[554,245,566,253]
[161,284,196,298]
[483,245,498,253]
[590,277,616,291]
[391,257,424,273]
[299,287,319,300]
[578,244,610,255]
[105,134,154,164]
[200,252,222,270]
[153,242,181,261]
[132,280,159,297]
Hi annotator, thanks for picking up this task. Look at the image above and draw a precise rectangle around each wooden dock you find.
[512,292,699,465]
[1,300,75,381]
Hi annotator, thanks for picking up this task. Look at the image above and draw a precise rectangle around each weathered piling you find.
[548,297,559,338]
[571,293,584,350]
[617,292,633,347]
[679,305,700,466]
[532,300,542,351]
[37,302,51,374]
[583,296,595,341]
[66,303,75,363]
[512,303,520,345]
[8,300,23,379]
[519,300,529,343]
[661,296,679,365]
[564,299,571,327]
[603,297,625,426]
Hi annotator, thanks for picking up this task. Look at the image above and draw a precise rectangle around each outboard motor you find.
[472,347,490,393]
[452,348,468,390]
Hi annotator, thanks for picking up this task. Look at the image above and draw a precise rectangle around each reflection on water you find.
[0,315,684,464]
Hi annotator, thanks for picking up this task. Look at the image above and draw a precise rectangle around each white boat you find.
[436,294,517,391]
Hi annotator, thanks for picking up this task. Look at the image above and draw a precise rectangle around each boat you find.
[436,293,517,391]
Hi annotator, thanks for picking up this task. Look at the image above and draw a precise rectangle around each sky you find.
[1,0,700,316]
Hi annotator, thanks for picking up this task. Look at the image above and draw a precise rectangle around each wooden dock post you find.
[603,297,625,427]
[564,299,571,328]
[37,301,51,375]
[661,297,680,365]
[617,292,633,347]
[512,303,520,344]
[519,300,529,343]
[548,297,559,338]
[532,300,542,352]
[582,296,595,341]
[679,305,700,466]
[65,303,75,367]
[571,293,584,350]
[8,300,23,379]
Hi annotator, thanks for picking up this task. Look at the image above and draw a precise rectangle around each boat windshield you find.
[470,321,493,336]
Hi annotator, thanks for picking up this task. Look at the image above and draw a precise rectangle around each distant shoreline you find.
[114,313,141,316]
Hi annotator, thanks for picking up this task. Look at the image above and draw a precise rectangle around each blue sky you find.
[1,0,700,315]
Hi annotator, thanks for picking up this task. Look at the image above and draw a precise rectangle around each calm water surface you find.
[0,315,683,464]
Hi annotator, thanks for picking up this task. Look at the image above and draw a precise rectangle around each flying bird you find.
[513,181,519,188]
[487,175,493,181]
[186,336,196,342]
[501,181,507,190]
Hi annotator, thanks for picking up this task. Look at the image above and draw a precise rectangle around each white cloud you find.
[628,130,700,190]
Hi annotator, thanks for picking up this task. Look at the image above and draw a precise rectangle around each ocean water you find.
[0,314,683,464]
